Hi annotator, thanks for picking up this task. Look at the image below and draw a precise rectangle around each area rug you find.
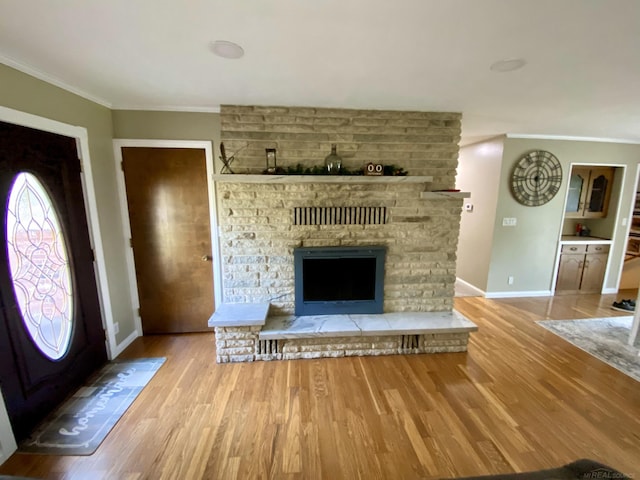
[19,357,166,455]
[536,317,639,382]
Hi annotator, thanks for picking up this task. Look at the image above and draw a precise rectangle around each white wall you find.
[0,64,136,348]
[456,138,504,292]
[456,137,640,297]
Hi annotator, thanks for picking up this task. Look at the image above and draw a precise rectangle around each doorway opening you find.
[620,166,640,289]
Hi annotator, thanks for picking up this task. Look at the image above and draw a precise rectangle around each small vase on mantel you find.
[324,144,342,175]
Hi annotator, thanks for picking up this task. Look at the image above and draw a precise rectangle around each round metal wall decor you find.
[510,150,562,206]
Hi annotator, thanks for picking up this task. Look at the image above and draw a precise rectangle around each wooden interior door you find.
[121,147,214,334]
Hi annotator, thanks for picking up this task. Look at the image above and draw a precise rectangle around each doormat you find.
[19,357,166,455]
[536,317,639,382]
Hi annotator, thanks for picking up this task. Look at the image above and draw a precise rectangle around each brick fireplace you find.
[216,177,462,313]
[209,106,477,362]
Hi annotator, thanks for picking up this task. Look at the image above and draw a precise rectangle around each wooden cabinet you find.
[581,248,609,292]
[556,247,585,291]
[556,244,609,294]
[565,167,614,218]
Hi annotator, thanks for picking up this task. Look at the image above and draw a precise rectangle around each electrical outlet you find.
[113,322,120,335]
[508,276,514,285]
[502,217,517,227]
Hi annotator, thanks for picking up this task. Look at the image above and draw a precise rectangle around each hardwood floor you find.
[1,292,639,479]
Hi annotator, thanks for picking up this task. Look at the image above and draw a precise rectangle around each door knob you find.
[201,255,212,262]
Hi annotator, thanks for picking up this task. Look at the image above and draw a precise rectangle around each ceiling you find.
[1,0,639,145]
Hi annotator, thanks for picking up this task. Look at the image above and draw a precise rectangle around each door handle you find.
[201,255,212,262]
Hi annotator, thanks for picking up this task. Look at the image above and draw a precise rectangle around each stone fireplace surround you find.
[208,106,477,363]
[208,175,477,362]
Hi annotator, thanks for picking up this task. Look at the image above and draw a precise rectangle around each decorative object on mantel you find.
[324,144,343,174]
[265,148,277,173]
[382,165,408,176]
[365,162,384,176]
[219,142,233,173]
[219,142,249,174]
[260,163,409,176]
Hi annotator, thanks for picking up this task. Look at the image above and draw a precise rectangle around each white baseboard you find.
[485,290,552,299]
[601,288,619,295]
[455,278,485,296]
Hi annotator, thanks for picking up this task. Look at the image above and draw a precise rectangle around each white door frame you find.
[112,139,222,335]
[0,105,116,463]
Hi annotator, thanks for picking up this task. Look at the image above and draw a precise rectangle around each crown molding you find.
[1,55,222,114]
[111,105,221,113]
[1,54,112,108]
[506,133,640,145]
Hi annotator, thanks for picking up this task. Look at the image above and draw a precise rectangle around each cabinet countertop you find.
[560,235,612,244]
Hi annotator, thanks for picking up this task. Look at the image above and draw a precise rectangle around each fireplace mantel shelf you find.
[212,174,434,184]
[420,191,471,199]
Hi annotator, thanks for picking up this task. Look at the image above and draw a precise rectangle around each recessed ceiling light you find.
[490,58,526,73]
[210,40,244,59]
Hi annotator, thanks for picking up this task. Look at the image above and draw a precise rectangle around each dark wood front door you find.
[0,122,107,442]
[121,147,214,334]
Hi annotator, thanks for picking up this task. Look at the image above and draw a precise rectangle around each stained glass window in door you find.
[6,172,74,360]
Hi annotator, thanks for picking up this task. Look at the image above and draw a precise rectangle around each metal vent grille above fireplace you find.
[294,207,387,226]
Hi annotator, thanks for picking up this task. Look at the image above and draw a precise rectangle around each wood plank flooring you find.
[1,292,639,479]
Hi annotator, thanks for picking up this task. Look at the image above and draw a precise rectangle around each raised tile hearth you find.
[209,303,477,363]
[261,311,476,339]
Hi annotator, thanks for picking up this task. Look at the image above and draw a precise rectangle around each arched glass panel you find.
[5,172,73,360]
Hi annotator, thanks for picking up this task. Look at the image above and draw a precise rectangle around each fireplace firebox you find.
[294,246,386,316]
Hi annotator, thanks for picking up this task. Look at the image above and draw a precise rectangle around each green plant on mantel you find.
[261,164,409,176]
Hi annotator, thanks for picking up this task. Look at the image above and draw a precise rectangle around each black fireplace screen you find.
[294,246,385,316]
